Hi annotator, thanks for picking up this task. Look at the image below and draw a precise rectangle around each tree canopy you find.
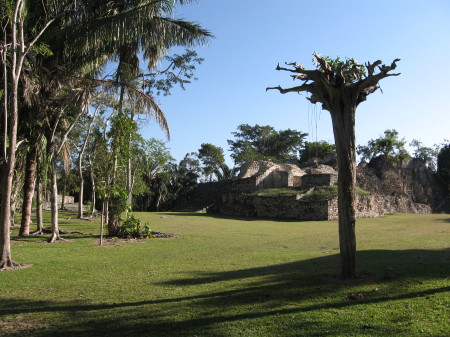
[357,129,410,164]
[437,142,450,191]
[227,124,308,165]
[299,141,336,163]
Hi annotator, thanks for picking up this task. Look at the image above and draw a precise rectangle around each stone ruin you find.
[173,157,448,220]
[213,161,377,220]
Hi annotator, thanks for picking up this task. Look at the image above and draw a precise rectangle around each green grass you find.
[1,212,449,336]
[253,187,304,196]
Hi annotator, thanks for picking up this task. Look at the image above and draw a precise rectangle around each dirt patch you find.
[98,237,147,246]
[0,316,50,336]
[151,231,178,238]
[97,231,178,246]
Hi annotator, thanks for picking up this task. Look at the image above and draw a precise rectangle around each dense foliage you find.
[357,129,410,163]
[437,142,450,191]
[227,124,308,164]
[299,141,336,163]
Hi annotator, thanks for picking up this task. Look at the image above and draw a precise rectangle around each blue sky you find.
[142,0,450,166]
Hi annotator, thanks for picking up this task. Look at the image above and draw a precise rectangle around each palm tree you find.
[1,0,212,264]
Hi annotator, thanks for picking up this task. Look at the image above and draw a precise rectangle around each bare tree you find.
[267,53,400,279]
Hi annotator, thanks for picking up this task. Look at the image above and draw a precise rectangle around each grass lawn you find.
[1,212,449,336]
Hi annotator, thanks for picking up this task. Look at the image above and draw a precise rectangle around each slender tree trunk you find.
[36,175,44,233]
[0,106,17,268]
[10,198,17,228]
[77,114,95,218]
[89,155,96,216]
[100,201,105,246]
[0,160,15,268]
[127,157,132,207]
[107,159,120,236]
[60,174,66,210]
[48,155,60,243]
[0,29,21,268]
[78,158,84,218]
[20,149,37,236]
[330,101,357,279]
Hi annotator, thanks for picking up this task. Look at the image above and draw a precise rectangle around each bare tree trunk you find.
[48,155,60,243]
[20,149,37,236]
[331,102,357,279]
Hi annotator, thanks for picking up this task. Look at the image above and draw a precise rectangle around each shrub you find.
[117,214,151,239]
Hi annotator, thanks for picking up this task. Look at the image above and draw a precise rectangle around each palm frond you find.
[125,85,170,140]
[81,77,170,140]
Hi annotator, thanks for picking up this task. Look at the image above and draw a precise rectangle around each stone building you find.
[173,157,446,220]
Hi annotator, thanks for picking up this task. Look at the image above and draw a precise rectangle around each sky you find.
[141,0,450,166]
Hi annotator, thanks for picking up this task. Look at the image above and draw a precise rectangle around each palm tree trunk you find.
[19,149,37,236]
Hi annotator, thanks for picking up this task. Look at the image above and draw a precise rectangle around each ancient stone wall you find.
[216,194,330,220]
[215,193,385,220]
[327,195,385,220]
[302,174,338,188]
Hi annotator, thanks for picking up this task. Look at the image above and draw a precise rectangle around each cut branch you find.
[266,84,311,94]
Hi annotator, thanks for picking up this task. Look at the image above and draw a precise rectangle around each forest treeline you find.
[0,0,212,268]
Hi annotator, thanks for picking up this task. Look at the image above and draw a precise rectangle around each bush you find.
[117,214,151,239]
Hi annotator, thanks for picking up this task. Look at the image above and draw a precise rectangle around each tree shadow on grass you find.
[0,249,448,336]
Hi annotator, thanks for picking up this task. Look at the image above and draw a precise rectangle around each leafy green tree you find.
[134,138,174,211]
[198,143,225,181]
[227,124,308,165]
[163,153,201,207]
[299,141,336,163]
[198,143,238,181]
[267,53,400,279]
[410,139,439,170]
[357,129,410,164]
[437,142,450,191]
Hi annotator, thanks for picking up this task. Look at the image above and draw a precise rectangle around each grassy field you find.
[1,212,449,336]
